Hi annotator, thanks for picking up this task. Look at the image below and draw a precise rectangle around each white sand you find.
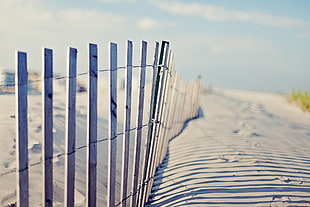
[0,74,153,206]
[147,89,310,207]
[1,85,310,206]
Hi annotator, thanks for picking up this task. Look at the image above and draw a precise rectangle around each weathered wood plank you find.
[156,49,172,165]
[42,48,53,207]
[147,41,170,199]
[120,40,133,207]
[16,51,29,207]
[143,41,169,201]
[131,40,147,207]
[86,43,98,207]
[108,42,118,207]
[64,47,77,207]
[138,41,160,207]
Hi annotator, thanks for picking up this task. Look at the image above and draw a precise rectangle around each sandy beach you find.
[147,89,310,206]
[1,87,310,206]
[0,75,152,206]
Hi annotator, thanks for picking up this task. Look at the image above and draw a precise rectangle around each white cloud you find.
[211,45,224,54]
[0,0,130,72]
[136,17,176,30]
[296,32,310,38]
[0,0,127,34]
[153,1,305,28]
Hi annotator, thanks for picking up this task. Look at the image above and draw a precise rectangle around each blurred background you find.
[0,0,309,93]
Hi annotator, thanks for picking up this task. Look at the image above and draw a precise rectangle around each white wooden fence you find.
[11,40,201,207]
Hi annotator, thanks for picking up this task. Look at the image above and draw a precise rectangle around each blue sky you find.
[0,0,309,92]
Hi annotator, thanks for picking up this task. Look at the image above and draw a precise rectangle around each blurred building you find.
[0,69,15,93]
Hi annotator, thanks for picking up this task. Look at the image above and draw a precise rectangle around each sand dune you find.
[147,89,310,207]
[1,87,310,206]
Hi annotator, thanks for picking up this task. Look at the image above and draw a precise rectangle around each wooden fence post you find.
[156,49,172,166]
[168,74,180,139]
[138,42,160,207]
[16,51,29,207]
[131,40,147,207]
[120,40,133,207]
[195,76,202,117]
[42,48,53,207]
[64,47,77,207]
[108,42,118,207]
[146,41,169,200]
[87,43,98,207]
[152,41,170,172]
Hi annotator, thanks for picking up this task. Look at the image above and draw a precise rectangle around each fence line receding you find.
[4,40,202,207]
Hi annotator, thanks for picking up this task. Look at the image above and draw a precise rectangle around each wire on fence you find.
[0,122,151,178]
[0,64,155,88]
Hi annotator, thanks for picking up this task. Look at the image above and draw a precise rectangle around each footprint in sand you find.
[275,176,304,185]
[3,162,9,168]
[9,150,15,156]
[1,191,16,207]
[218,154,240,163]
[30,143,41,153]
[233,129,261,137]
[35,125,42,133]
[270,195,291,207]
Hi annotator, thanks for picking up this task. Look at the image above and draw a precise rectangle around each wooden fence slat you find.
[163,54,176,141]
[120,40,133,207]
[146,41,170,200]
[42,48,53,207]
[64,47,77,207]
[152,42,170,167]
[156,49,172,165]
[108,42,118,207]
[144,41,166,200]
[131,40,147,207]
[160,57,176,163]
[16,51,29,207]
[195,76,202,117]
[138,41,160,207]
[87,43,98,207]
[168,74,179,139]
[167,61,178,140]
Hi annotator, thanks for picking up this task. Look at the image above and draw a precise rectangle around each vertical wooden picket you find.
[147,42,170,197]
[64,47,77,207]
[138,42,160,207]
[108,42,118,207]
[156,49,172,166]
[160,58,176,163]
[120,40,133,207]
[42,48,53,207]
[86,43,98,207]
[195,76,202,117]
[146,41,169,198]
[144,41,169,201]
[131,41,147,207]
[16,51,29,207]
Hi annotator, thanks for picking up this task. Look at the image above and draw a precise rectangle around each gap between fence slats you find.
[131,40,147,207]
[120,40,133,207]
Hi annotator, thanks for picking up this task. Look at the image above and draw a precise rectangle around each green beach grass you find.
[289,90,310,112]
